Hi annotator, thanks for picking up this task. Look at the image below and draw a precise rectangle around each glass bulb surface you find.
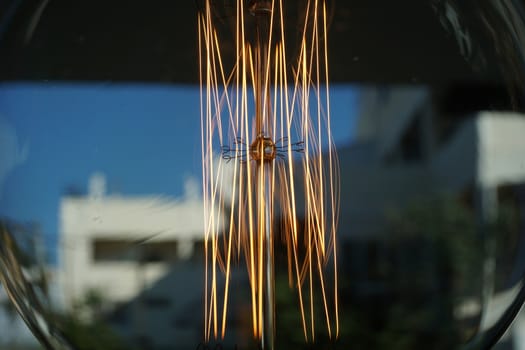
[0,1,524,349]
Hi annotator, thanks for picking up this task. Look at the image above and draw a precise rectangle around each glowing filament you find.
[199,0,339,343]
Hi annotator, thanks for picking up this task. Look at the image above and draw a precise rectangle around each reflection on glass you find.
[1,81,524,349]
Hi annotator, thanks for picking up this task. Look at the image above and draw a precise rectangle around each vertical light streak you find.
[198,14,209,342]
[321,1,340,337]
[199,0,339,345]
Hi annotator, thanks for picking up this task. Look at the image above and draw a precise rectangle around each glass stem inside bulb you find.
[253,4,275,349]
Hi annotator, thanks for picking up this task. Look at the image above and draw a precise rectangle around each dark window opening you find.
[142,296,171,308]
[92,239,179,263]
[92,239,136,262]
[141,241,178,263]
[400,112,423,162]
[191,240,205,263]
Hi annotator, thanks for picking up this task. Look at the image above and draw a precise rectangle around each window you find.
[142,241,178,263]
[92,239,136,262]
[400,112,423,162]
[92,239,179,263]
[142,296,171,308]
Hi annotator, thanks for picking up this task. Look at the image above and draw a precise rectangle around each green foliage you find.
[387,195,483,297]
[58,315,128,350]
[382,196,483,348]
[271,195,485,349]
[55,289,132,350]
[274,274,340,349]
[491,201,520,289]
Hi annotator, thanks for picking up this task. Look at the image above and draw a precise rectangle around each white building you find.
[59,174,212,348]
[341,85,525,349]
[340,86,525,240]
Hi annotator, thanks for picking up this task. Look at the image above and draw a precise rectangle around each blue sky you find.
[0,83,357,263]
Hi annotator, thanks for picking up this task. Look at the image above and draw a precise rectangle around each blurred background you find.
[1,0,525,349]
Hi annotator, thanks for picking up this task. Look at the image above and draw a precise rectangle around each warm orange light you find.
[199,0,339,344]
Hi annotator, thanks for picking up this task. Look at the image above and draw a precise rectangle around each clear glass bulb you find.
[0,1,524,349]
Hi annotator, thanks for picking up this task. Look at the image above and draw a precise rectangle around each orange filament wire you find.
[199,0,339,342]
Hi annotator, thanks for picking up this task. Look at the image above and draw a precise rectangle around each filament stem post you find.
[251,1,275,348]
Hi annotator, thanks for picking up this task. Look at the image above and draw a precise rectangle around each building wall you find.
[58,175,220,348]
[60,190,205,305]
